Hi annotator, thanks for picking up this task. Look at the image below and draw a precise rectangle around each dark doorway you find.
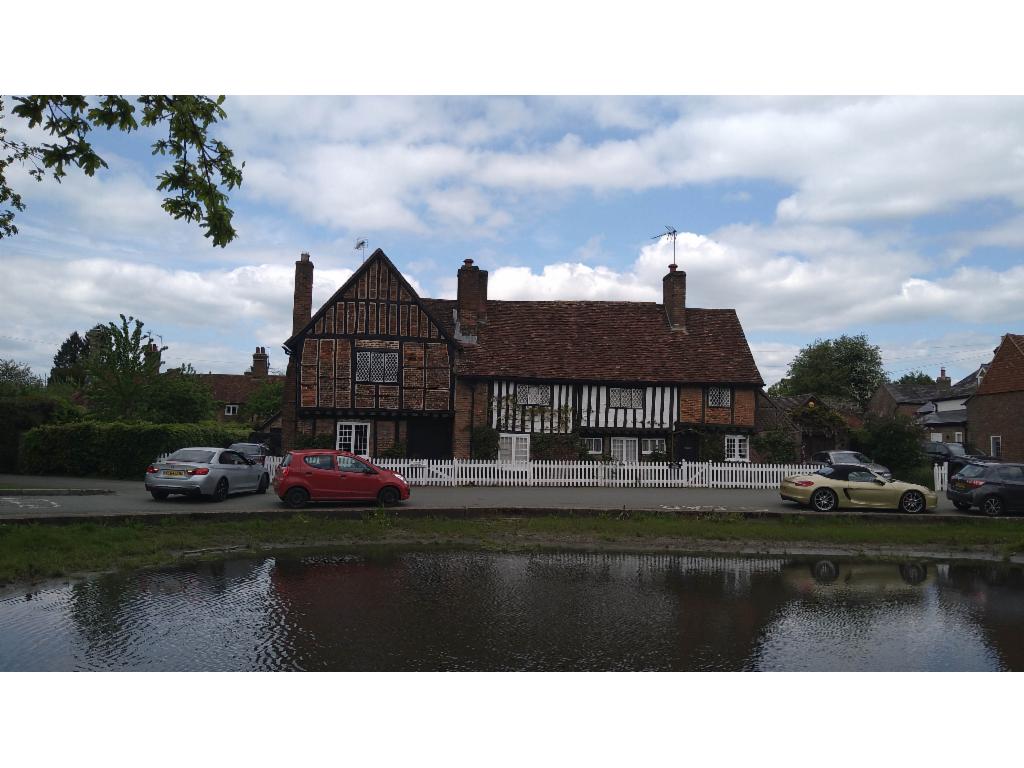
[407,417,453,459]
[675,431,701,462]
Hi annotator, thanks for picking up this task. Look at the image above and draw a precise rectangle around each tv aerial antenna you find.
[354,238,368,262]
[650,226,679,267]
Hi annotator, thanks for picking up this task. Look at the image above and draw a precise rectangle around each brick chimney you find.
[250,346,269,377]
[663,264,687,331]
[292,252,314,336]
[143,341,163,371]
[936,367,951,391]
[456,258,488,342]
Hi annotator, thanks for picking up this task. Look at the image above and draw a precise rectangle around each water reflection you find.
[1,551,1022,671]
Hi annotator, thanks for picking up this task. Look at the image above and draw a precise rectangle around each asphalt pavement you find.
[0,472,967,522]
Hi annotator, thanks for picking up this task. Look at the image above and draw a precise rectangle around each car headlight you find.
[394,473,406,483]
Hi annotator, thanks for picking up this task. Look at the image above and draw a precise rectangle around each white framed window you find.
[641,438,666,454]
[224,404,239,416]
[724,434,749,462]
[930,432,943,443]
[610,437,639,464]
[954,431,964,443]
[499,433,530,463]
[991,435,1002,458]
[609,387,644,409]
[337,422,371,457]
[519,384,552,406]
[356,351,399,383]
[582,437,603,455]
[708,386,732,408]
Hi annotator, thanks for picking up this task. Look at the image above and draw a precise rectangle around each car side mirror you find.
[875,479,886,486]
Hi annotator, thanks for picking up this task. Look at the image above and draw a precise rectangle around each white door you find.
[610,437,638,463]
[337,422,371,457]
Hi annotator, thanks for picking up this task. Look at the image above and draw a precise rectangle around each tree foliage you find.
[751,427,799,463]
[0,358,44,396]
[771,334,885,408]
[894,370,935,386]
[146,364,216,423]
[0,95,243,245]
[243,379,284,424]
[50,329,94,388]
[84,315,165,420]
[851,414,926,477]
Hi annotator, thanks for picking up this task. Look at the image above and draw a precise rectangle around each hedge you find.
[0,394,83,473]
[18,421,251,479]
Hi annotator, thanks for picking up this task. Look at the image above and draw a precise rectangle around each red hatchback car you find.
[273,450,411,508]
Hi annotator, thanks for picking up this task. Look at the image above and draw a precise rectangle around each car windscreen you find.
[958,464,986,478]
[166,449,215,464]
[832,452,861,463]
[814,467,835,477]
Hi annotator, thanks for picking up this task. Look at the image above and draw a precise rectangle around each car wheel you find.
[811,560,839,584]
[898,563,928,585]
[212,477,229,503]
[982,495,1005,517]
[899,491,927,514]
[284,487,309,509]
[257,474,269,494]
[150,490,169,501]
[810,488,838,512]
[953,500,972,512]
[378,486,400,506]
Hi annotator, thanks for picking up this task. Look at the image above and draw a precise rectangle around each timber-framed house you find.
[281,249,764,462]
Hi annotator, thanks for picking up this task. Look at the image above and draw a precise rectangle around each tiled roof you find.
[882,378,976,404]
[976,334,1024,395]
[198,373,285,404]
[919,408,968,426]
[768,393,863,426]
[421,299,763,385]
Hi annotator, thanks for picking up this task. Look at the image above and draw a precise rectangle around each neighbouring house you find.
[281,249,764,462]
[764,393,863,458]
[198,347,286,424]
[966,334,1024,461]
[867,367,984,445]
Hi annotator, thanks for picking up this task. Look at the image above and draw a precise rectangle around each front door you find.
[337,422,371,457]
[675,432,700,462]
[407,417,453,459]
[610,437,638,464]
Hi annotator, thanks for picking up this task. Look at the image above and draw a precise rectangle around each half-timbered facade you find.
[282,249,764,461]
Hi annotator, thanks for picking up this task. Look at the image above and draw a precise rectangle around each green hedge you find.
[0,394,84,472]
[18,421,250,479]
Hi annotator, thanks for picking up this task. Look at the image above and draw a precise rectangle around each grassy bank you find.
[3,512,1024,585]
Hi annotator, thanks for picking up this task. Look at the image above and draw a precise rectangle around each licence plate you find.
[163,470,187,478]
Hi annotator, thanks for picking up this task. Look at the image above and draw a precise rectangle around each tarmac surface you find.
[0,472,974,523]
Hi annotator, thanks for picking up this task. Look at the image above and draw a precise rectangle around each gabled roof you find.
[953,363,990,389]
[421,298,763,385]
[975,334,1024,395]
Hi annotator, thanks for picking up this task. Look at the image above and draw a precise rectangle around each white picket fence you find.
[933,462,948,492]
[365,459,824,489]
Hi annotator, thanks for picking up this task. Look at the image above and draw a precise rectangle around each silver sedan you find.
[144,447,271,501]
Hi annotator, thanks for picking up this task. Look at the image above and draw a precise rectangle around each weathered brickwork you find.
[734,387,755,427]
[679,387,702,422]
[453,380,490,459]
[968,391,1024,461]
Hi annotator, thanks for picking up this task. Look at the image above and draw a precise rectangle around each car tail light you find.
[188,468,210,476]
[146,465,159,474]
[794,480,815,487]
[962,479,985,488]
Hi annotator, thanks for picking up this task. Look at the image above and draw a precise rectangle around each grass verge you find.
[2,512,1024,586]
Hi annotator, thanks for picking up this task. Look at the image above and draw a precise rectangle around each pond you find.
[1,550,1022,671]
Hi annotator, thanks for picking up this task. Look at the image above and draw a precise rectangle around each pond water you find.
[1,550,1022,671]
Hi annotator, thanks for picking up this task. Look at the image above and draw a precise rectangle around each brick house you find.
[867,367,986,446]
[764,393,863,458]
[281,249,764,462]
[966,334,1024,461]
[197,347,286,423]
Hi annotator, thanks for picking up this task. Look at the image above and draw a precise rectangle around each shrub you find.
[531,433,588,460]
[851,415,926,477]
[292,433,336,449]
[470,426,500,459]
[0,393,84,472]
[18,421,250,478]
[751,427,799,463]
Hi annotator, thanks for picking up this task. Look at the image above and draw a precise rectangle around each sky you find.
[2,95,1021,386]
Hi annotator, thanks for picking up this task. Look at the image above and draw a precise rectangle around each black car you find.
[946,462,1024,516]
[922,441,986,476]
[227,442,272,465]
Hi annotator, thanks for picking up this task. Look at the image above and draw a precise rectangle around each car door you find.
[227,450,259,491]
[844,469,891,508]
[996,465,1024,512]
[300,454,343,499]
[336,455,382,500]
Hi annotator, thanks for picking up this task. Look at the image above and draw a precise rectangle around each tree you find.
[243,379,284,425]
[84,315,165,420]
[145,364,216,423]
[851,414,925,477]
[894,370,935,386]
[0,95,243,245]
[0,358,44,396]
[50,330,92,388]
[771,334,886,408]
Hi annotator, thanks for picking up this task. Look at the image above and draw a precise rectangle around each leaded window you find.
[356,351,399,383]
[609,387,643,409]
[708,386,732,408]
[519,384,552,406]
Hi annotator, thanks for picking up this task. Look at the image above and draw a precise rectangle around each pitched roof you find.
[880,378,976,404]
[976,334,1024,395]
[768,393,863,426]
[198,373,285,404]
[421,298,763,385]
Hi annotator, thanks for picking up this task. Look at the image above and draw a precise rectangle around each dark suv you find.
[227,442,272,465]
[921,441,984,476]
[946,462,1024,516]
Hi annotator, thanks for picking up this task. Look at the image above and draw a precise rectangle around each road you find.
[0,473,967,522]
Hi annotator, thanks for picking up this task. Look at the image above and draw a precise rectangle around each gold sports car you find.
[780,464,937,513]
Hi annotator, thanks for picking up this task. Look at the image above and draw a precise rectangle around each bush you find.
[470,426,500,459]
[293,433,336,449]
[751,427,799,463]
[531,433,588,460]
[18,421,250,479]
[851,415,926,477]
[0,393,84,472]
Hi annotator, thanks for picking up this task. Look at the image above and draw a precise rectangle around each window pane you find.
[514,435,530,463]
[370,352,385,383]
[499,435,513,463]
[709,387,732,408]
[356,352,370,382]
[384,353,399,383]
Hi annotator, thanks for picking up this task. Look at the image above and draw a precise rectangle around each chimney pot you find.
[464,258,474,267]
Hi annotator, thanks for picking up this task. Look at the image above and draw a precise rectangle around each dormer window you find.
[708,386,732,408]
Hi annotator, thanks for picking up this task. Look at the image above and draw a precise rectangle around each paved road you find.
[0,473,966,521]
